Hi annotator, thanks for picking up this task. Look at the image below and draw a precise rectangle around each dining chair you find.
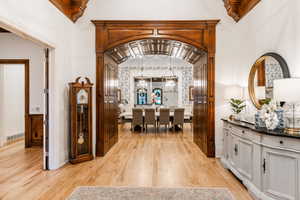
[169,106,176,112]
[144,108,157,132]
[131,108,144,132]
[172,108,185,132]
[158,108,170,132]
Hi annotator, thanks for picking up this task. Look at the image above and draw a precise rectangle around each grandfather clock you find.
[69,77,93,164]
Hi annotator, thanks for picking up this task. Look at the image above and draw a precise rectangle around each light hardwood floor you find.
[0,124,253,200]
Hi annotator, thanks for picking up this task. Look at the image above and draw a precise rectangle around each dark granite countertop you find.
[222,118,300,139]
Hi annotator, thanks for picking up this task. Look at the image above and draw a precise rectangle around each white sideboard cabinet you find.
[222,120,300,200]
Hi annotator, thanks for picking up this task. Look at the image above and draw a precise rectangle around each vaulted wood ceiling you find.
[106,39,206,64]
[49,0,261,23]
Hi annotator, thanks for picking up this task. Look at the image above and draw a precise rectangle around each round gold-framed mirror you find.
[248,53,290,109]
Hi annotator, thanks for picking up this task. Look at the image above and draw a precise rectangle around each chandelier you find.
[165,56,176,88]
[138,57,148,89]
[138,79,148,88]
[165,78,176,87]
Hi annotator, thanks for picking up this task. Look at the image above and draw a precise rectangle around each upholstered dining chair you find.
[131,108,144,132]
[144,108,157,132]
[172,108,185,132]
[169,106,176,112]
[158,108,170,132]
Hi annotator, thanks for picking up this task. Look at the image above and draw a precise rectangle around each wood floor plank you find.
[0,123,253,200]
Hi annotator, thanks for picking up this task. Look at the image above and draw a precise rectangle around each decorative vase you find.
[255,113,265,128]
[255,110,283,130]
[230,113,241,121]
[275,110,284,129]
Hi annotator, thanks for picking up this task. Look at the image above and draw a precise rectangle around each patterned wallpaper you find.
[265,57,283,88]
[265,56,284,99]
[118,56,193,107]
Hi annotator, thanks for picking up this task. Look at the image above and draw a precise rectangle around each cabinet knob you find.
[263,158,266,174]
[242,130,245,134]
[279,141,284,145]
[234,144,238,155]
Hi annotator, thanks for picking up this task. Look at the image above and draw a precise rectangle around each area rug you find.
[67,186,235,200]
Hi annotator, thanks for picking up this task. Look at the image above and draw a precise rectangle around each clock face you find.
[77,89,88,104]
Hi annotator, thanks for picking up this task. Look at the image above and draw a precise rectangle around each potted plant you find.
[229,98,246,121]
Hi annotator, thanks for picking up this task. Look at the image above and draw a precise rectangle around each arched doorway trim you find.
[92,20,218,53]
[92,20,219,157]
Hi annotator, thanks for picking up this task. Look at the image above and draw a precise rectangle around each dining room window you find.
[137,88,147,105]
[153,88,163,105]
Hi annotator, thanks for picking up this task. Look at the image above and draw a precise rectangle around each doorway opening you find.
[104,39,206,150]
[0,60,30,147]
[93,20,218,158]
[0,26,50,170]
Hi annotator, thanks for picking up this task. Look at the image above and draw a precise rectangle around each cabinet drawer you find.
[262,135,300,152]
[229,126,260,142]
[223,121,229,129]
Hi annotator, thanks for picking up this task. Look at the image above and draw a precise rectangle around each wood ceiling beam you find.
[223,0,261,22]
[49,0,89,23]
[0,27,10,33]
[48,0,260,23]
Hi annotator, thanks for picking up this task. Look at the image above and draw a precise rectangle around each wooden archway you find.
[92,20,219,157]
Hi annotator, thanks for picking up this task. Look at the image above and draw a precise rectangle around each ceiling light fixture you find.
[165,56,176,88]
[137,57,148,90]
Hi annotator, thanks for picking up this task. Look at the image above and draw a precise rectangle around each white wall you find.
[0,33,44,114]
[228,0,300,86]
[218,0,300,155]
[0,0,76,169]
[0,64,25,146]
[221,0,300,116]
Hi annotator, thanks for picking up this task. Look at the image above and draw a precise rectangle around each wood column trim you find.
[92,20,219,157]
[206,24,216,157]
[96,53,105,156]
